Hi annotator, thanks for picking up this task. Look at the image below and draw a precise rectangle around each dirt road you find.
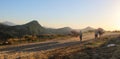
[0,32,120,54]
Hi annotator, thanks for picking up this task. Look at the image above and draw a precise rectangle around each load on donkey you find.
[95,28,105,39]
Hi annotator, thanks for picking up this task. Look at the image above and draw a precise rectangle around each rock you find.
[107,44,116,47]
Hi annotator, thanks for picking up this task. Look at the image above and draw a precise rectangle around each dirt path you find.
[0,32,119,54]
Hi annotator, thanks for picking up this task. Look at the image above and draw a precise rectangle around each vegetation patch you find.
[0,34,120,59]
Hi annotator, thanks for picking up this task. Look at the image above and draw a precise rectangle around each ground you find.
[0,32,120,59]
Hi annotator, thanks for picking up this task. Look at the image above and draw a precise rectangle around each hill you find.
[0,20,45,38]
[0,21,16,26]
[75,26,95,33]
[44,27,72,35]
[0,20,73,39]
[81,26,95,32]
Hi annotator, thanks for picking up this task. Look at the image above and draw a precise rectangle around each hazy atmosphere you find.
[0,0,120,30]
[1,0,120,59]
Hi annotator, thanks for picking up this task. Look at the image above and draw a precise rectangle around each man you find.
[95,30,98,39]
[79,31,82,42]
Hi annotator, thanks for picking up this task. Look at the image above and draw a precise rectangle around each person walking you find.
[95,30,98,40]
[79,31,83,42]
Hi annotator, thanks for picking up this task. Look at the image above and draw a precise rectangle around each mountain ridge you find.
[0,21,16,26]
[0,20,73,38]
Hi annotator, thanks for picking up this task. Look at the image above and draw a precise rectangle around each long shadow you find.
[0,42,59,53]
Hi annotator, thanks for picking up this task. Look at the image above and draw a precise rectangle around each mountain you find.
[0,20,73,39]
[74,26,95,32]
[44,27,72,35]
[0,20,45,38]
[1,21,16,26]
[55,27,72,35]
[23,20,45,35]
[81,26,95,32]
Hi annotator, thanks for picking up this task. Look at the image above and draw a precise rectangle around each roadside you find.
[0,32,119,53]
[0,32,120,59]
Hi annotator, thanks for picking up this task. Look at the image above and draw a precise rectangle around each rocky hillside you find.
[0,20,45,38]
[0,20,73,39]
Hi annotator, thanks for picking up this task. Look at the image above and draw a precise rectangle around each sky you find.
[0,0,120,30]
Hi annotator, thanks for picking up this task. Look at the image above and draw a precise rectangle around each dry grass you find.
[0,34,120,59]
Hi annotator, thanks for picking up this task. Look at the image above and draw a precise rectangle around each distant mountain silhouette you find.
[0,20,73,38]
[23,20,45,35]
[75,26,95,32]
[81,26,95,32]
[44,27,72,35]
[0,21,16,26]
[0,20,45,38]
[55,27,72,35]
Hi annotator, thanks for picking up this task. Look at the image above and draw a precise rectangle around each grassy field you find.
[0,34,120,59]
[0,35,72,45]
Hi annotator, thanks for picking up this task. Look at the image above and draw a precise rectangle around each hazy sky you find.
[0,0,120,30]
